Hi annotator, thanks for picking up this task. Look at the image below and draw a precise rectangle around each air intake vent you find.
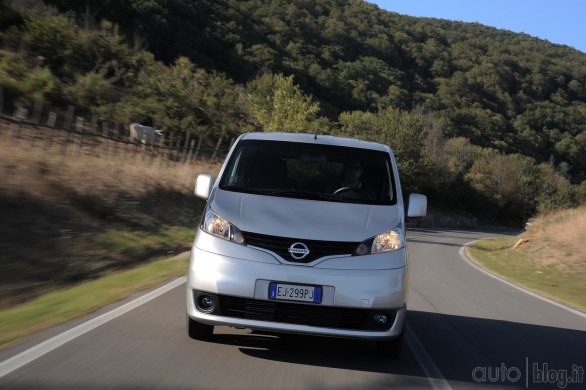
[242,231,358,263]
[217,295,396,331]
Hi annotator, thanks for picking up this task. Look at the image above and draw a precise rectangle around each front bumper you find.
[186,236,409,340]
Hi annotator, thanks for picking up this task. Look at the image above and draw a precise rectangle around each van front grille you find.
[216,295,395,331]
[242,231,358,263]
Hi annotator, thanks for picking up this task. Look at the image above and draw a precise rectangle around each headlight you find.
[200,207,245,245]
[353,226,404,256]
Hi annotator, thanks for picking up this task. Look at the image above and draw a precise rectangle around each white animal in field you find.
[129,123,164,145]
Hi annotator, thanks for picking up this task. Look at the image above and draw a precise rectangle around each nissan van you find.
[186,132,427,358]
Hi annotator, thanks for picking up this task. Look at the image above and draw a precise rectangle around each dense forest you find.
[1,0,585,224]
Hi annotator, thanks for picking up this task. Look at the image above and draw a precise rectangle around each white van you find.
[187,132,427,358]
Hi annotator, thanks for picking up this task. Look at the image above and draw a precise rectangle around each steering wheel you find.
[333,186,353,195]
[333,187,370,199]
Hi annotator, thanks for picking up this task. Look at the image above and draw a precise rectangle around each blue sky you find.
[370,0,586,53]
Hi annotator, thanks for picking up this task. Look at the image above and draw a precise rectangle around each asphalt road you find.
[1,229,585,389]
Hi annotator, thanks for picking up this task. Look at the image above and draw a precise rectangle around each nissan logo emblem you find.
[288,242,310,260]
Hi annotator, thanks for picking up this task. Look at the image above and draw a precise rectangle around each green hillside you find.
[1,0,585,223]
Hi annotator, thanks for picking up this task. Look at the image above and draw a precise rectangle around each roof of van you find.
[238,132,391,152]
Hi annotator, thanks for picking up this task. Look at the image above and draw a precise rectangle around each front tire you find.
[187,316,213,340]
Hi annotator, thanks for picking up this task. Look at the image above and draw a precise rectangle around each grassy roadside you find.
[467,208,586,313]
[0,120,221,309]
[0,120,218,350]
[0,252,190,349]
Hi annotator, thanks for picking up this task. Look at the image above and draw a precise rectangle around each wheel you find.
[187,316,213,340]
[376,331,404,359]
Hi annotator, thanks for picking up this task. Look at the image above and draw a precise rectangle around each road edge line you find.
[459,242,586,319]
[0,277,187,379]
[405,324,453,390]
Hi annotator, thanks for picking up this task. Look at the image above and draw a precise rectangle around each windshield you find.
[219,140,397,205]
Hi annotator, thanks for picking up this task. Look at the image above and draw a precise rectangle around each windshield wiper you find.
[221,186,348,201]
[221,185,295,197]
[263,190,341,201]
[220,185,260,194]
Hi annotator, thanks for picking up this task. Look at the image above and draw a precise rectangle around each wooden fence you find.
[0,87,233,166]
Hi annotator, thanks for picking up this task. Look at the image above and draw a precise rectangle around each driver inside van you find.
[334,159,375,199]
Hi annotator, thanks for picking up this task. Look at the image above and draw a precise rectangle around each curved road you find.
[1,230,585,389]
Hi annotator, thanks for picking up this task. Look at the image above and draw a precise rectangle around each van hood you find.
[209,189,402,242]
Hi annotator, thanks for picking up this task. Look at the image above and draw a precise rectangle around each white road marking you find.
[406,325,453,390]
[0,277,187,379]
[459,242,586,319]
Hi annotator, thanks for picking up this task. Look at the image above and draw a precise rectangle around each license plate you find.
[269,282,322,304]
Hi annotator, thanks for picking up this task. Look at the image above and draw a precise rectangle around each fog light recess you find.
[195,293,217,313]
[373,314,388,327]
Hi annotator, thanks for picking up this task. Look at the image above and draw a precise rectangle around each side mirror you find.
[195,173,214,199]
[407,193,427,218]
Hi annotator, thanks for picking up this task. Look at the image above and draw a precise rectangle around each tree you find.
[64,70,115,115]
[22,14,77,77]
[465,151,540,219]
[118,56,245,138]
[0,51,59,104]
[246,73,320,132]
